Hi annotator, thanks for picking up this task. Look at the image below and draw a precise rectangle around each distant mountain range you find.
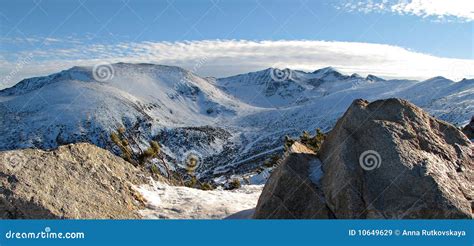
[0,63,472,178]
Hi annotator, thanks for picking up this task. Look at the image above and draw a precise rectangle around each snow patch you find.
[136,179,263,219]
[134,178,163,209]
[248,168,272,185]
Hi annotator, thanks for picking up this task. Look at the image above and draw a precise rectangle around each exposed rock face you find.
[462,116,474,140]
[320,98,472,219]
[254,142,333,219]
[0,143,148,219]
[254,98,473,219]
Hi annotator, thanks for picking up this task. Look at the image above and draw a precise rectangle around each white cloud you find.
[392,0,474,20]
[1,39,473,89]
[340,0,474,22]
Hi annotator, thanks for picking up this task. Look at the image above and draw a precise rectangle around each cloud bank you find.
[1,39,473,89]
[340,0,474,22]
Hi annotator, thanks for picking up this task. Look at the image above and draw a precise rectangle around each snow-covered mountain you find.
[1,63,472,178]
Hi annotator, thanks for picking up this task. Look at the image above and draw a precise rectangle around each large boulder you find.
[319,99,472,218]
[254,98,473,219]
[254,142,333,219]
[0,143,149,219]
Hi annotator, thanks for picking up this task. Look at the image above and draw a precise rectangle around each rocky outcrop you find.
[254,142,333,219]
[462,116,474,140]
[254,98,473,219]
[0,143,149,219]
[320,98,472,218]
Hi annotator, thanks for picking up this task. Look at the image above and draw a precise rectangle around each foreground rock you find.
[255,98,473,219]
[462,116,474,140]
[254,142,333,219]
[0,143,148,219]
[320,98,472,218]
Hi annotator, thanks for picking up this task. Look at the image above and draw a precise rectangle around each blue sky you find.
[0,0,473,87]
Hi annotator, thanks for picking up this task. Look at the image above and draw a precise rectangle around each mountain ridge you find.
[0,63,472,179]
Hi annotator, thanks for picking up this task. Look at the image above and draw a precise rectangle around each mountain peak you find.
[350,73,362,78]
[312,66,337,75]
[0,67,93,96]
[425,76,450,82]
[311,66,346,80]
[366,74,385,82]
[0,62,200,97]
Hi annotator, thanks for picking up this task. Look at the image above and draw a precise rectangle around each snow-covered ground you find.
[135,178,263,219]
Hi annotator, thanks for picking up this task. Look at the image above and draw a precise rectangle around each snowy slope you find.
[0,63,472,178]
[136,178,262,219]
[210,67,472,174]
[0,63,248,171]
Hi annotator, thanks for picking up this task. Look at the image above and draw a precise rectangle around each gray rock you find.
[319,98,472,219]
[462,116,473,140]
[254,98,473,219]
[0,143,149,219]
[254,142,333,219]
